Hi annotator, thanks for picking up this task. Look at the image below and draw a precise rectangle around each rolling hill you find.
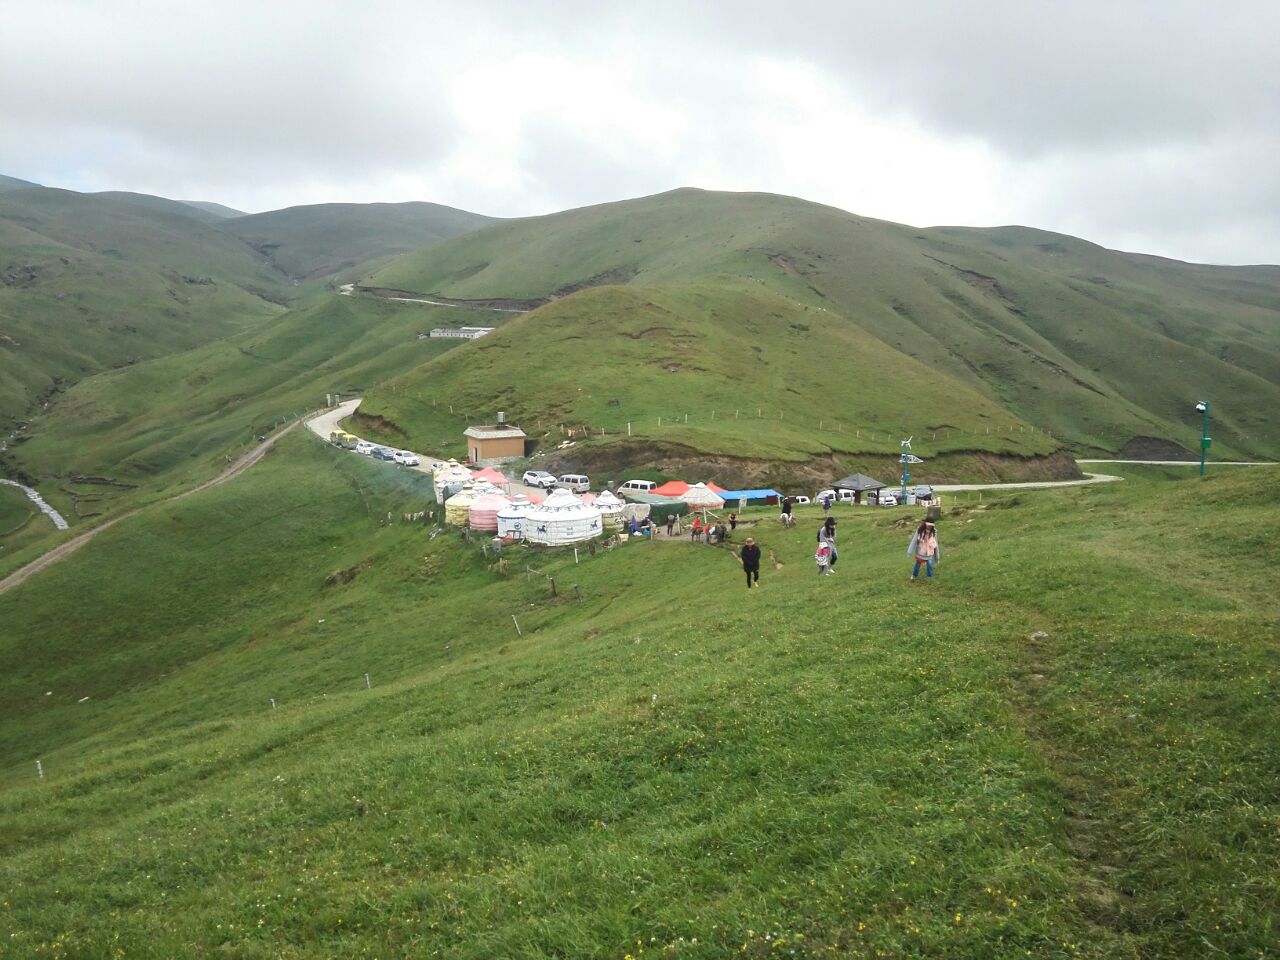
[364,189,1280,462]
[223,201,495,282]
[0,186,295,432]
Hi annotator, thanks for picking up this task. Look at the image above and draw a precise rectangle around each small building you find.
[464,424,526,465]
[833,473,889,504]
[430,326,495,340]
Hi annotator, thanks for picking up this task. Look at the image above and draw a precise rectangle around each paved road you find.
[0,420,301,598]
[336,283,523,313]
[305,399,546,500]
[1076,459,1275,466]
[931,472,1122,493]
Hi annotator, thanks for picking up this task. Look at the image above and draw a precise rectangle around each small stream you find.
[0,478,70,530]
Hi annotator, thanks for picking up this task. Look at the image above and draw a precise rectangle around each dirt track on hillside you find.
[0,421,301,598]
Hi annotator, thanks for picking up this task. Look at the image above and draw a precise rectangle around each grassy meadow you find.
[0,435,1276,958]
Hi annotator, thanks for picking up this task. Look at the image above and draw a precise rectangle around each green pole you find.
[1197,401,1211,477]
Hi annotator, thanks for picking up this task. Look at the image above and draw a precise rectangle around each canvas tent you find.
[681,482,725,509]
[444,483,482,525]
[833,473,889,504]
[496,495,535,540]
[523,489,604,546]
[718,488,782,505]
[651,480,690,498]
[468,492,512,532]
[592,489,627,530]
[433,459,474,503]
[471,466,510,487]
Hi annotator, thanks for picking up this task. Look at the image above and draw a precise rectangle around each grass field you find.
[0,436,1275,958]
[9,295,480,505]
[357,280,1060,466]
[366,189,1280,460]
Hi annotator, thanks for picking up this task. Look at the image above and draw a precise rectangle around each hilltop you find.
[363,189,1280,462]
[223,201,495,282]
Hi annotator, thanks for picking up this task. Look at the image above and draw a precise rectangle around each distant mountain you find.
[0,188,294,429]
[223,201,495,282]
[364,188,1280,461]
[92,190,230,224]
[181,200,244,219]
[0,174,41,192]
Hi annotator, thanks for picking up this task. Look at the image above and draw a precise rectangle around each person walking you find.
[817,517,838,571]
[728,512,737,531]
[666,513,676,537]
[907,520,940,580]
[690,516,702,541]
[822,494,833,517]
[740,537,761,588]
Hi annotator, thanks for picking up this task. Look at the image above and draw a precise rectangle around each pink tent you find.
[468,493,512,532]
[472,466,510,485]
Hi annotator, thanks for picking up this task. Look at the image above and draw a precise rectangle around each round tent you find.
[433,459,474,503]
[444,483,481,526]
[496,494,535,540]
[523,488,604,546]
[592,489,627,530]
[468,491,512,532]
[681,482,725,509]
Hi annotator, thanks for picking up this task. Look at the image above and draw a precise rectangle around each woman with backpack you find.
[907,520,940,580]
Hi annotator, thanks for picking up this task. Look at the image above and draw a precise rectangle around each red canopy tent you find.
[651,480,690,497]
[472,466,510,485]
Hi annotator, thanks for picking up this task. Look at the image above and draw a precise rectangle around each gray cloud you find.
[1,0,1277,264]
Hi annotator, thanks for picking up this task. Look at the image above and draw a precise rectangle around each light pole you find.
[1195,400,1210,476]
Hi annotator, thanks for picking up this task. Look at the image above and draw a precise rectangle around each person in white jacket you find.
[907,520,940,580]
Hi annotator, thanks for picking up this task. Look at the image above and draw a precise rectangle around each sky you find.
[2,1,1278,265]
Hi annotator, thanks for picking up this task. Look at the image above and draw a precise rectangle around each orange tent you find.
[651,480,690,497]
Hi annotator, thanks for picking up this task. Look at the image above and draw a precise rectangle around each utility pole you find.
[1195,400,1211,476]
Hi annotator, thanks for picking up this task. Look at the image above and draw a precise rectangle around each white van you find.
[557,473,590,493]
[618,479,656,494]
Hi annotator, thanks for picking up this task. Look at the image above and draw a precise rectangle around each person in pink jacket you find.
[907,520,940,580]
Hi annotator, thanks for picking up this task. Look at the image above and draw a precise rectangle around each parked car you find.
[618,479,657,494]
[372,446,397,461]
[814,489,836,504]
[355,440,376,455]
[522,470,558,489]
[557,473,590,492]
[329,430,358,448]
[788,494,811,505]
[393,450,420,466]
[877,492,899,507]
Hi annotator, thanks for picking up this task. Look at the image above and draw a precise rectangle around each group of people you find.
[688,511,738,545]
[737,513,941,586]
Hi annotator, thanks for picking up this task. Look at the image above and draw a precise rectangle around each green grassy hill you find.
[0,187,295,431]
[0,435,1275,957]
[181,199,245,219]
[367,189,1280,460]
[224,201,495,282]
[0,174,41,192]
[8,295,475,504]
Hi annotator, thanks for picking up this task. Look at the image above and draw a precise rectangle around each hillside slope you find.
[224,201,495,282]
[0,439,1275,957]
[368,189,1280,459]
[0,187,294,430]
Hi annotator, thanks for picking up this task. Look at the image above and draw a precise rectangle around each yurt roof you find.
[434,460,474,482]
[470,492,512,511]
[681,482,725,506]
[593,489,625,510]
[526,488,601,518]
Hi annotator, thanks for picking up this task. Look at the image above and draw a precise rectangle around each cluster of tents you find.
[432,460,648,546]
[628,480,783,510]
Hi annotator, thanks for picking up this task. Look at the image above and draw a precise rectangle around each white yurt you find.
[523,488,604,546]
[433,459,473,503]
[444,483,482,526]
[468,491,512,532]
[496,494,535,540]
[592,489,627,530]
[681,482,725,509]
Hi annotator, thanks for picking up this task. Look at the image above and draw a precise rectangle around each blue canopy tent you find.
[718,488,782,506]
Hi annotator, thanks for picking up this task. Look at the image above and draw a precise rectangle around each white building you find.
[429,326,495,340]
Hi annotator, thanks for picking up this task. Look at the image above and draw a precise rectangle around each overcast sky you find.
[3,1,1278,264]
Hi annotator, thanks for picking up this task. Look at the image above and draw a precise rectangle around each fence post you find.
[511,615,522,636]
[36,760,43,780]
[627,422,632,436]
[364,673,371,689]
[269,698,276,710]
[549,577,557,597]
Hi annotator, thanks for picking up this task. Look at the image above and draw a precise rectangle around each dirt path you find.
[0,421,301,598]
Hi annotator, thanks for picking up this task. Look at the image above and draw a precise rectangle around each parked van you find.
[330,431,358,448]
[557,473,590,493]
[618,479,657,494]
